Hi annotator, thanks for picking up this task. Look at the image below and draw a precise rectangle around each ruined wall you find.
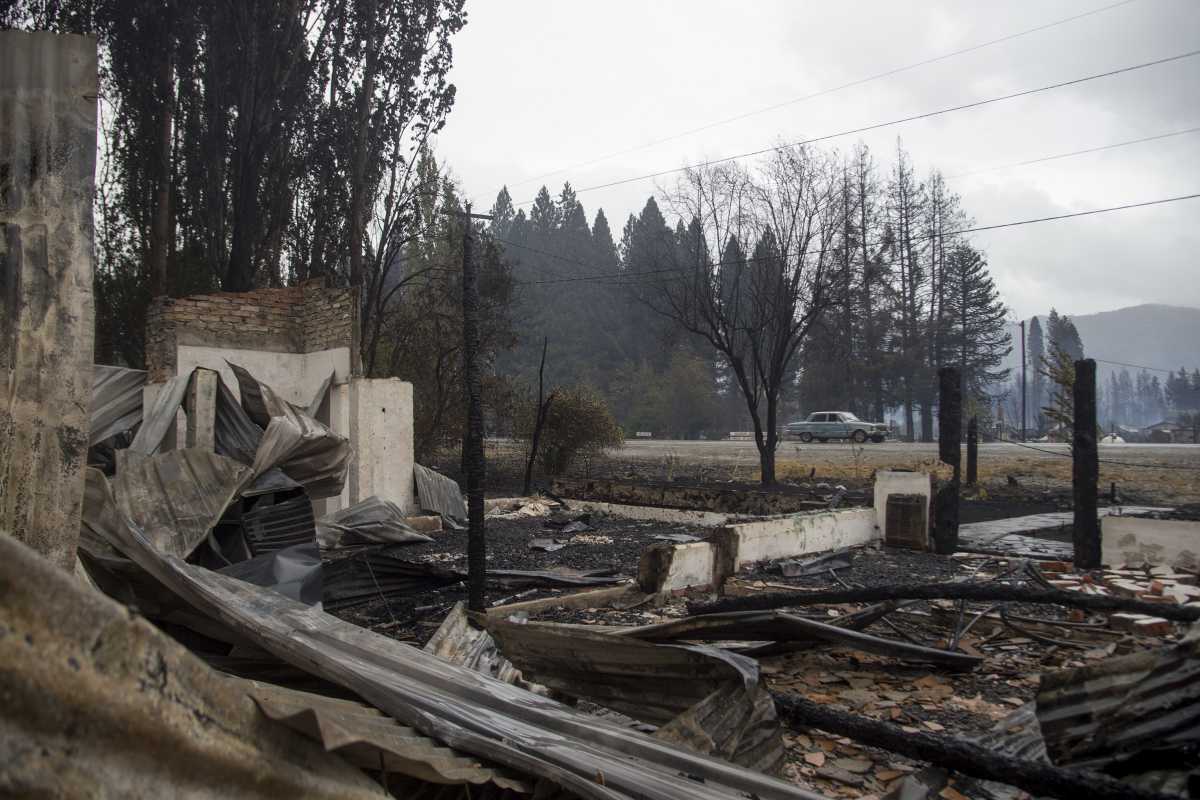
[0,32,97,570]
[145,283,358,383]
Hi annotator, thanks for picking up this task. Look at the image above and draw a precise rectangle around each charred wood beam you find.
[690,582,1200,622]
[773,693,1177,800]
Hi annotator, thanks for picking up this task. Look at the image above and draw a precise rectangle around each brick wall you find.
[145,283,358,382]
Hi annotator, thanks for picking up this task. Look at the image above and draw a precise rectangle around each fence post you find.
[934,367,961,554]
[1073,359,1100,569]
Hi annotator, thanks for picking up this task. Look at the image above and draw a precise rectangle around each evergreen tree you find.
[942,243,1011,400]
[488,186,516,240]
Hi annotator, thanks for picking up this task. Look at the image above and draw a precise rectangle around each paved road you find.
[616,438,1200,466]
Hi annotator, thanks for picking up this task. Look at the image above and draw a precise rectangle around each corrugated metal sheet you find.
[242,495,317,555]
[128,373,191,455]
[654,681,786,776]
[89,364,147,445]
[484,617,761,725]
[110,448,251,558]
[1036,631,1200,771]
[95,513,828,800]
[229,362,352,499]
[245,679,530,793]
[0,534,387,800]
[317,495,433,548]
[414,464,467,527]
[425,602,527,686]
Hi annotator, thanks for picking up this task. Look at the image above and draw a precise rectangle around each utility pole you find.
[1019,320,1027,442]
[450,203,493,612]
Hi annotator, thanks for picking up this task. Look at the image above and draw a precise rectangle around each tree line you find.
[490,141,1013,478]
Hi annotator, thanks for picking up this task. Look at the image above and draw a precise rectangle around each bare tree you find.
[652,146,842,484]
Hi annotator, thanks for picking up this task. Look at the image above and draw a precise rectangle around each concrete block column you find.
[185,368,218,450]
[346,377,414,514]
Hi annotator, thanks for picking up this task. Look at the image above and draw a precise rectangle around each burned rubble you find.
[5,352,1200,798]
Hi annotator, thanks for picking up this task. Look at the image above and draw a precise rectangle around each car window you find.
[816,413,829,422]
[842,412,859,421]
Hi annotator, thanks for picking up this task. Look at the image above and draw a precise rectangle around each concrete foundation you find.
[724,508,877,570]
[1102,515,1200,572]
[0,32,97,570]
[637,507,879,593]
[874,471,932,541]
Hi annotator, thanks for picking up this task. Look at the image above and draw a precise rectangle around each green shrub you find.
[517,385,624,476]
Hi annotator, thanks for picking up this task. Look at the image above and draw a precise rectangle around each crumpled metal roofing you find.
[96,513,827,800]
[0,533,387,800]
[110,448,251,559]
[89,364,146,445]
[414,464,467,527]
[425,602,527,687]
[316,495,433,548]
[244,679,530,793]
[1037,628,1200,781]
[128,372,190,455]
[484,616,762,725]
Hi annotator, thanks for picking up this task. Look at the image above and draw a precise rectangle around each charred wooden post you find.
[934,367,961,554]
[1073,358,1100,570]
[966,415,978,486]
[458,205,489,611]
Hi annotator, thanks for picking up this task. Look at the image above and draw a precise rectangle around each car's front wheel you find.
[852,429,868,443]
[799,432,813,443]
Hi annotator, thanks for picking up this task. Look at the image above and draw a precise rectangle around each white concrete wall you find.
[176,344,350,408]
[874,471,932,541]
[728,508,877,569]
[661,542,716,592]
[1102,516,1200,571]
[345,378,415,515]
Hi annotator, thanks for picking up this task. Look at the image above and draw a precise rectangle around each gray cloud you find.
[436,0,1200,317]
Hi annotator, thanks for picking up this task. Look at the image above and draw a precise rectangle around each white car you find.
[785,411,889,443]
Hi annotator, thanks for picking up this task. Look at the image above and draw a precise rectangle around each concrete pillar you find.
[0,32,98,570]
[346,377,414,514]
[185,368,217,450]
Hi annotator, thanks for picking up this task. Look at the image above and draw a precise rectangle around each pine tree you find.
[942,243,1011,401]
[488,186,516,239]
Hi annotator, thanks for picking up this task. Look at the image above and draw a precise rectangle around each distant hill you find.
[1003,304,1200,382]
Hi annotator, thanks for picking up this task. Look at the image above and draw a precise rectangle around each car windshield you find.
[840,412,860,421]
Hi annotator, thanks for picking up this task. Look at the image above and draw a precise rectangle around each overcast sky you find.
[434,0,1200,320]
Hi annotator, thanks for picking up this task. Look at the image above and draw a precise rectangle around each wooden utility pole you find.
[1019,320,1027,442]
[966,415,978,486]
[1073,359,1100,569]
[934,367,961,554]
[455,204,492,612]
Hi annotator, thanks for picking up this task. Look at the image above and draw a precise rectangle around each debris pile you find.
[6,364,1200,799]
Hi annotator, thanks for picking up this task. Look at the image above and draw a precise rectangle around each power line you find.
[515,48,1200,205]
[503,192,1200,286]
[946,125,1200,179]
[1093,358,1181,374]
[509,0,1142,189]
[980,432,1200,471]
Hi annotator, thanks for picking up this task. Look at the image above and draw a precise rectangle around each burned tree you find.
[649,147,841,484]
